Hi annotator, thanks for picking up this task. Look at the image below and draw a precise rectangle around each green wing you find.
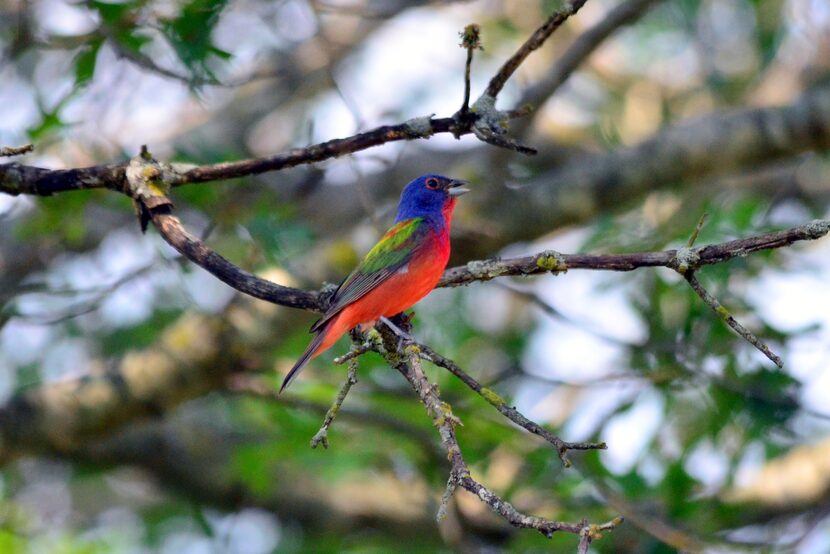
[311,217,425,332]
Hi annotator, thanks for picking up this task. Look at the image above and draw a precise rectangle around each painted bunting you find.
[281,174,469,391]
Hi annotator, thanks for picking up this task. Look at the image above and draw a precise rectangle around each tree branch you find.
[0,110,521,200]
[0,0,596,197]
[483,0,589,99]
[438,220,830,287]
[372,330,622,543]
[150,207,322,311]
[123,147,829,380]
[0,0,590,197]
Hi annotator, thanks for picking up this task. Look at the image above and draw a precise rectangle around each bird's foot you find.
[390,311,415,335]
[379,315,415,347]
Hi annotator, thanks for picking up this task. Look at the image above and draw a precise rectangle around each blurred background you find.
[2,0,830,551]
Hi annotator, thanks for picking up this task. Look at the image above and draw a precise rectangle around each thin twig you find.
[472,126,538,155]
[687,213,709,247]
[436,474,457,522]
[484,0,589,99]
[310,356,359,448]
[684,272,784,368]
[415,341,605,467]
[578,516,625,553]
[226,374,443,460]
[458,24,481,115]
[333,341,373,364]
[0,144,33,157]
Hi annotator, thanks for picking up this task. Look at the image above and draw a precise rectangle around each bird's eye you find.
[425,178,439,190]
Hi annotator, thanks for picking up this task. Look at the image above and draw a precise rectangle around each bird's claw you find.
[379,316,415,349]
[390,311,416,334]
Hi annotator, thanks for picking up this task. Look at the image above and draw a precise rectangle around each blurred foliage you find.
[1,0,830,552]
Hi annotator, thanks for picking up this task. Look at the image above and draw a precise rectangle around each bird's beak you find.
[447,179,470,197]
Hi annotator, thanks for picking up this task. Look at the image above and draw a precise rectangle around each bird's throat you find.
[441,198,457,227]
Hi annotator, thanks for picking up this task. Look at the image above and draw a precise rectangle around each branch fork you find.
[360,325,620,543]
[671,217,785,368]
[125,146,177,232]
[310,352,359,449]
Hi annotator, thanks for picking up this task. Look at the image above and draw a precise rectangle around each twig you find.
[458,24,481,115]
[578,517,624,553]
[687,212,709,247]
[675,214,782,367]
[684,271,784,368]
[472,126,538,155]
[333,341,373,364]
[436,474,457,522]
[310,355,359,449]
[484,0,589,99]
[226,374,443,460]
[415,342,605,467]
[0,144,33,157]
[438,220,830,287]
[374,334,622,541]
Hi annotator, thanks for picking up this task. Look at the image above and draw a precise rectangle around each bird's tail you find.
[280,329,327,393]
[281,311,353,393]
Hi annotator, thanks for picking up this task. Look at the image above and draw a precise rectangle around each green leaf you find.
[112,29,152,54]
[27,92,74,140]
[74,39,103,86]
[160,0,230,81]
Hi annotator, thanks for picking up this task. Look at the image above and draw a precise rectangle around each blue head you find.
[395,174,469,224]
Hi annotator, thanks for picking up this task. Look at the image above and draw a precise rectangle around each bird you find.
[281,174,469,392]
